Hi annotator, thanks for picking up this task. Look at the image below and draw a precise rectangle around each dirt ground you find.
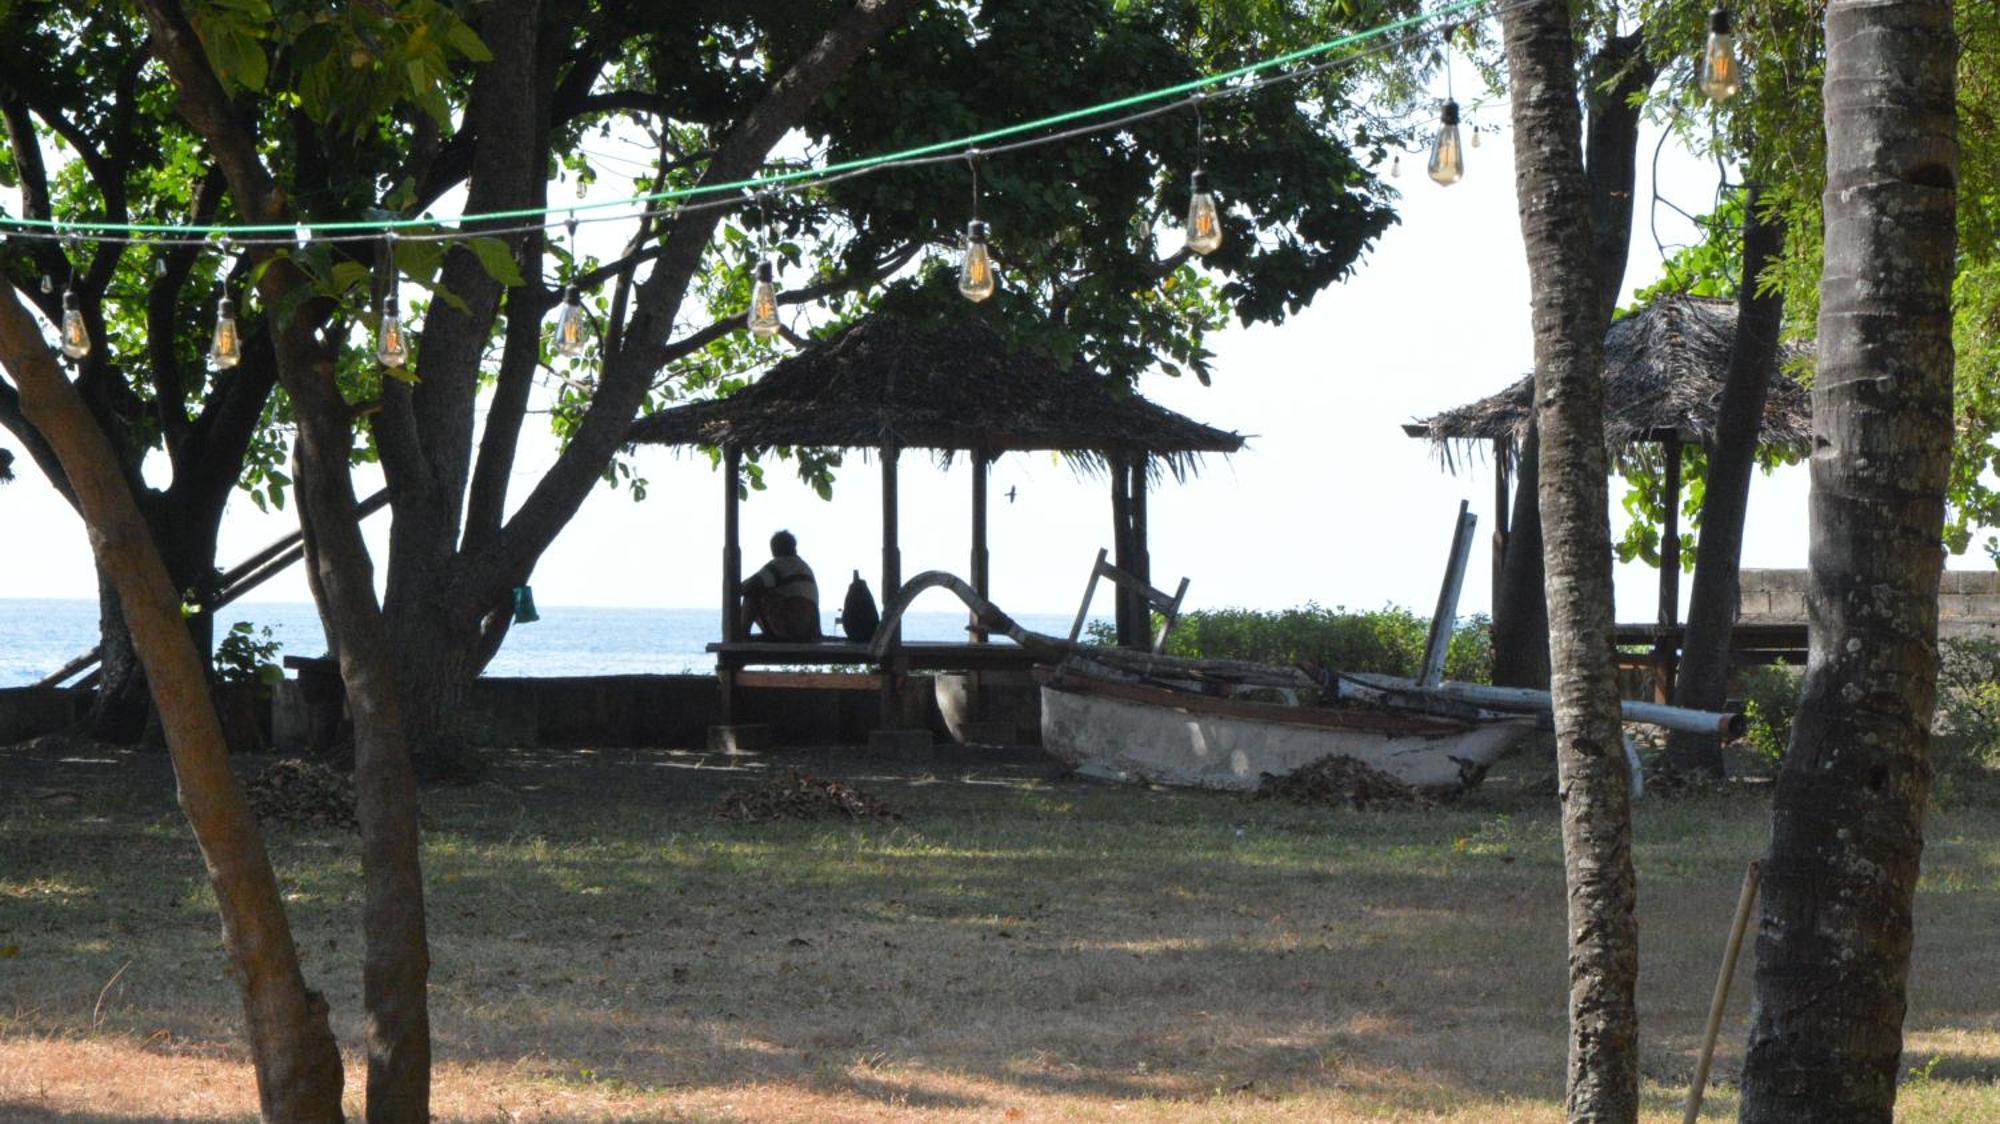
[2,737,1997,1122]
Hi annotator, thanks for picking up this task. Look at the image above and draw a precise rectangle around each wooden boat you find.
[1038,666,1537,795]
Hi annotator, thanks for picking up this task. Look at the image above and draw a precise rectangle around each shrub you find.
[214,621,285,693]
[1934,637,2000,780]
[1734,663,1802,768]
[1143,604,1492,683]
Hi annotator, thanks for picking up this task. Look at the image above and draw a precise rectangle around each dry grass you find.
[3,740,1998,1122]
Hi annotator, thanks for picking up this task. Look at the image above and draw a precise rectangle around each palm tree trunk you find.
[1739,0,1956,1117]
[1665,188,1785,777]
[1500,3,1640,1119]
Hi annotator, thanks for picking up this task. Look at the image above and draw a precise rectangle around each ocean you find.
[0,598,1101,687]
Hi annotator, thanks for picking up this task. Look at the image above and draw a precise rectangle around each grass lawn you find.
[2,738,1997,1122]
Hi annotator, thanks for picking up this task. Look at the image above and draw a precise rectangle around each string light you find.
[747,260,781,337]
[959,155,996,303]
[59,286,89,359]
[1390,155,1401,179]
[554,215,592,357]
[209,294,241,369]
[38,275,52,294]
[1699,9,1740,101]
[1470,127,1481,149]
[376,232,409,368]
[1428,100,1464,186]
[1183,96,1222,255]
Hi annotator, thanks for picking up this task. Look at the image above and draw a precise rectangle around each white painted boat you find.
[1039,671,1537,795]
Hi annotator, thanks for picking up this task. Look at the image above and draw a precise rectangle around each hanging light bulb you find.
[1471,127,1481,149]
[747,261,781,338]
[1700,8,1740,101]
[555,284,590,356]
[39,274,52,294]
[1390,155,1401,179]
[376,293,409,368]
[1185,169,1223,256]
[1428,100,1465,186]
[60,289,91,358]
[209,295,242,370]
[959,220,996,303]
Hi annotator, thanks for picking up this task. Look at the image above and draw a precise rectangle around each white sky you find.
[10,102,1973,625]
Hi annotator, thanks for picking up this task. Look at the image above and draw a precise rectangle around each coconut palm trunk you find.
[1738,0,1956,1118]
[1499,2,1640,1119]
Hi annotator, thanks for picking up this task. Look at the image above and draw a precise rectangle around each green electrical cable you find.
[1,0,1492,240]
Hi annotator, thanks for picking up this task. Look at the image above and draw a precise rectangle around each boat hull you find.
[1040,679,1535,794]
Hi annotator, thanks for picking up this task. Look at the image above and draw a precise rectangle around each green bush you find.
[1132,604,1492,683]
[1734,663,1802,768]
[1934,637,2000,780]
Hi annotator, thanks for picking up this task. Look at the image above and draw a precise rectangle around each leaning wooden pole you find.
[1684,860,1762,1123]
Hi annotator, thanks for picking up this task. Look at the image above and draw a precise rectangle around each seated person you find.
[741,530,822,641]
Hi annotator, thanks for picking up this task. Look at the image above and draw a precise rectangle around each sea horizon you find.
[0,598,1103,688]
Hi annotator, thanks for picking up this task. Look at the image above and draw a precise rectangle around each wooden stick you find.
[1684,859,1762,1123]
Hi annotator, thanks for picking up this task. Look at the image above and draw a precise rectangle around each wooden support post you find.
[1493,437,1512,602]
[722,445,743,643]
[1131,458,1151,644]
[970,448,990,645]
[881,443,903,724]
[1657,433,1684,703]
[1109,456,1134,648]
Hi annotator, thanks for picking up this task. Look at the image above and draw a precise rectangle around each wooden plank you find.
[735,670,882,690]
[1421,500,1478,688]
[1069,547,1108,642]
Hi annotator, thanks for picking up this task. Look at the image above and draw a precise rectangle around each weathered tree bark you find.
[1501,4,1641,1120]
[1490,33,1652,691]
[0,291,344,1121]
[1739,0,1956,1117]
[1664,188,1786,778]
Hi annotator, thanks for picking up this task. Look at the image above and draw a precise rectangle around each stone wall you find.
[1738,567,2000,640]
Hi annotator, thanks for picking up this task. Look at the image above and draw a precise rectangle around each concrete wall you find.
[1739,568,2000,640]
[0,687,90,744]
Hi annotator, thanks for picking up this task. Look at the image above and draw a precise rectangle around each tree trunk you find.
[1501,4,1640,1120]
[1664,189,1786,778]
[1490,34,1653,692]
[1492,424,1552,688]
[87,497,226,744]
[278,331,434,1123]
[1739,1,1955,1118]
[1,293,344,1121]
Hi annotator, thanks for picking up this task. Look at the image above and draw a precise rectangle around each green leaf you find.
[465,237,526,288]
[443,17,493,62]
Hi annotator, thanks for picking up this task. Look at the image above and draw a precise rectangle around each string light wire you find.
[0,0,1524,251]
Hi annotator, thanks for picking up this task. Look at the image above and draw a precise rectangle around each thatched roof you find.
[626,313,1244,475]
[1403,295,1812,456]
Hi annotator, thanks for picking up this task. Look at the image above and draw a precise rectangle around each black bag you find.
[839,570,879,643]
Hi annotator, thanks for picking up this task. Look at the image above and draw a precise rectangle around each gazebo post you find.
[720,444,743,720]
[1493,436,1512,600]
[1109,454,1134,647]
[1656,433,1684,702]
[880,443,905,724]
[970,448,990,645]
[1131,458,1151,642]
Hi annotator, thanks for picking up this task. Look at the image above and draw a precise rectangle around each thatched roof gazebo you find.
[1401,294,1813,682]
[626,312,1244,716]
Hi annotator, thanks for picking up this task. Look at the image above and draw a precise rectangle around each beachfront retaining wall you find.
[1739,567,2000,640]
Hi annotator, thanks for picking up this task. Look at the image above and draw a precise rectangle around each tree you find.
[1738,0,1956,1116]
[0,252,343,1121]
[0,12,292,741]
[1499,0,1641,1118]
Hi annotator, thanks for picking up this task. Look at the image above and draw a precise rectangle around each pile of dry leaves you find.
[245,758,358,830]
[1255,754,1434,811]
[716,769,898,823]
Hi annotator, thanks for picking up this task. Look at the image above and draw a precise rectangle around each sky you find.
[0,90,1868,626]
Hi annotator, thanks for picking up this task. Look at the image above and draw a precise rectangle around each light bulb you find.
[1700,9,1740,101]
[555,285,590,356]
[376,295,408,368]
[1428,100,1464,186]
[1390,155,1401,179]
[1184,169,1222,256]
[747,261,781,338]
[958,220,996,303]
[39,274,52,294]
[1471,129,1481,149]
[209,296,241,370]
[59,290,90,359]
